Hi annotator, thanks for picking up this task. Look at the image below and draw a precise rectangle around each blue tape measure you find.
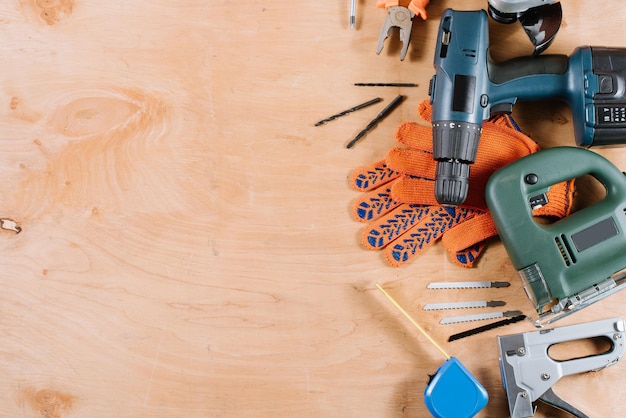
[424,357,489,418]
[375,285,488,418]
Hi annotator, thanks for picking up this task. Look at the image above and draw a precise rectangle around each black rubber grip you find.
[432,121,481,205]
[435,160,470,206]
[487,54,568,85]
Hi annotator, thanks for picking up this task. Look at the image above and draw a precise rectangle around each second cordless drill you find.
[429,8,626,206]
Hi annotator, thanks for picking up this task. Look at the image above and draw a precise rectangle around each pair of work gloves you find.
[350,99,575,268]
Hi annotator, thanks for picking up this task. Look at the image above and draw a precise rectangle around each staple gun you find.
[498,317,625,417]
[486,147,626,326]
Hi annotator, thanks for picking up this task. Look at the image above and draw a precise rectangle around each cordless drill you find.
[429,8,626,206]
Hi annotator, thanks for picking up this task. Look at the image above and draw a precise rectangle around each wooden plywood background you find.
[0,0,625,417]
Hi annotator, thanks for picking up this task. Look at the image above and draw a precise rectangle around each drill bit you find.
[346,95,403,149]
[354,83,418,87]
[314,97,382,126]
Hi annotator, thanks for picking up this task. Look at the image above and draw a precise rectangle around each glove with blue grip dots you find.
[350,99,575,267]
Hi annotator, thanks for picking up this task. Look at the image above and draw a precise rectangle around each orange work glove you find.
[350,99,575,267]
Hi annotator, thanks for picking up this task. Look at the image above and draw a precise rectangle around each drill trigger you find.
[489,102,514,116]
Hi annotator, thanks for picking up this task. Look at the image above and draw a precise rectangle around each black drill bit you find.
[448,315,527,342]
[346,95,404,149]
[354,83,418,87]
[314,97,382,126]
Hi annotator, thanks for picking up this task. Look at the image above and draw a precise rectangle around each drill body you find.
[429,8,626,205]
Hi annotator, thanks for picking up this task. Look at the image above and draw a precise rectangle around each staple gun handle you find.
[538,388,589,418]
[556,342,621,376]
[530,318,625,378]
[530,339,623,395]
[498,318,626,418]
[531,329,621,418]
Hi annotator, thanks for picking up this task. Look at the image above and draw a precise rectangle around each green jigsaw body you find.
[486,147,626,325]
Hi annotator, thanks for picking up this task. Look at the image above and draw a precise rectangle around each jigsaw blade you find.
[440,310,522,325]
[427,281,510,289]
[448,315,527,342]
[423,300,506,310]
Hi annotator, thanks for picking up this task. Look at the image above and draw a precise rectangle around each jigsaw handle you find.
[520,147,626,224]
[509,147,626,196]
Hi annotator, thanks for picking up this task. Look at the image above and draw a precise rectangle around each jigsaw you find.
[498,317,625,417]
[486,147,626,326]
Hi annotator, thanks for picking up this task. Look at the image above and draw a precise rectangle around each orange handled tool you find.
[376,0,429,19]
[375,1,429,60]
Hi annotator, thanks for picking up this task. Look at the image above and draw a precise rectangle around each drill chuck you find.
[435,161,471,206]
[432,121,482,205]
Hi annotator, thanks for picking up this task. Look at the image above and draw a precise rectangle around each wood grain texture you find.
[0,1,624,417]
